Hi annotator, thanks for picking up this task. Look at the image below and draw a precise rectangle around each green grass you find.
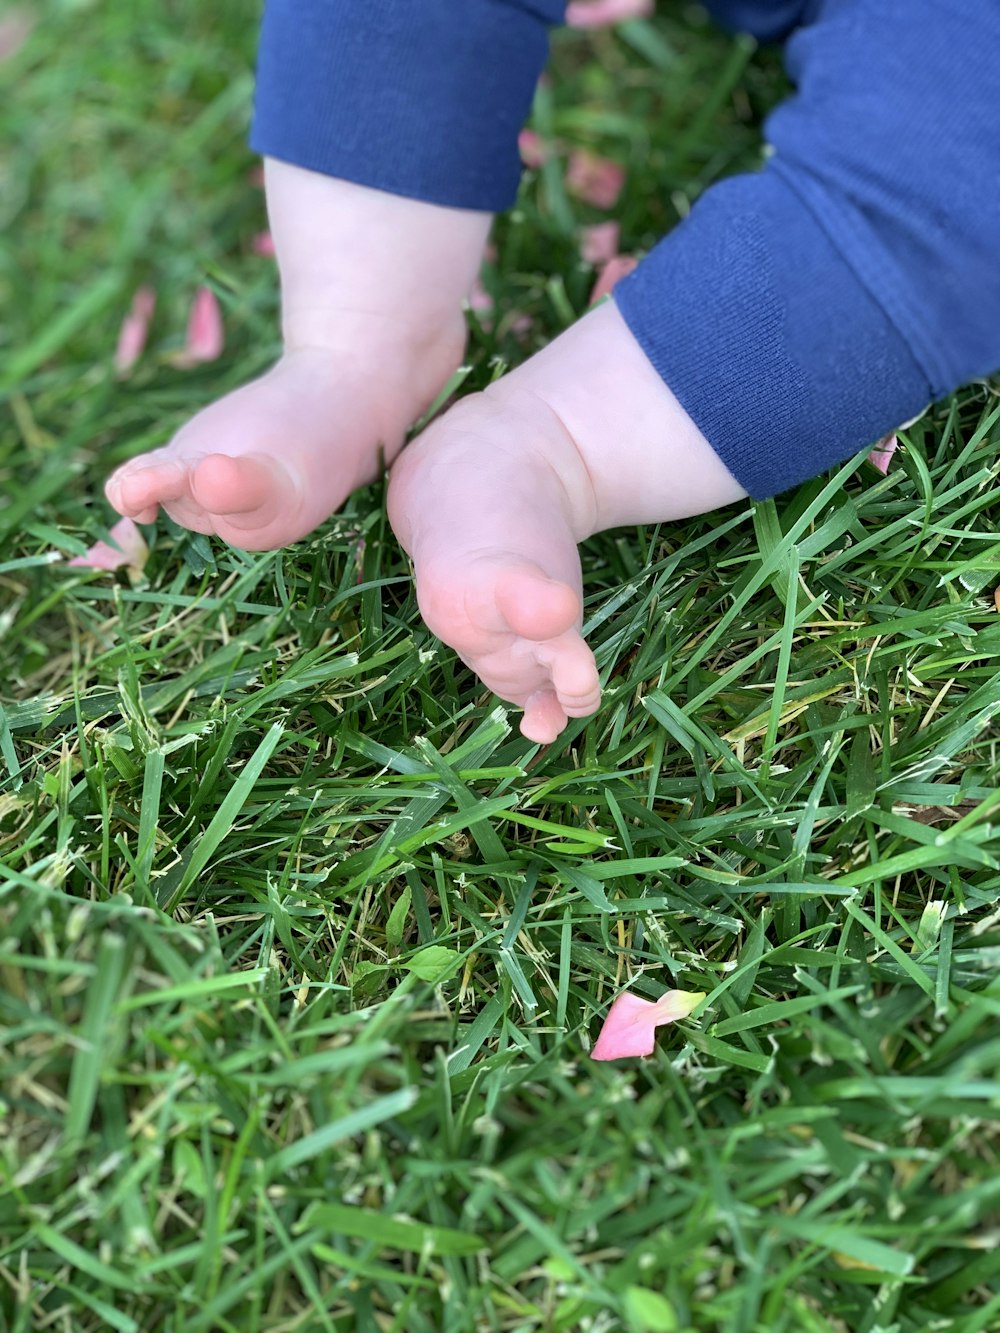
[3,3,1000,1330]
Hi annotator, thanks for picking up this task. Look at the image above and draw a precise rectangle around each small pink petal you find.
[507,312,535,341]
[566,0,654,28]
[566,150,626,210]
[519,128,555,170]
[252,230,276,258]
[867,433,898,475]
[114,286,157,376]
[580,221,621,266]
[0,9,33,63]
[468,277,494,330]
[469,277,494,314]
[248,163,265,188]
[591,987,705,1061]
[589,254,639,304]
[67,517,149,574]
[170,286,225,368]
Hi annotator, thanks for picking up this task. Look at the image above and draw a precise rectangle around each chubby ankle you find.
[265,157,491,365]
[280,310,467,430]
[280,301,464,365]
[508,300,747,530]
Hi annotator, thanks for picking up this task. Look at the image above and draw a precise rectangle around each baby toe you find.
[114,458,192,517]
[190,453,286,520]
[520,688,568,745]
[547,636,602,718]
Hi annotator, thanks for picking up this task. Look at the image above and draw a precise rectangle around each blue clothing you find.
[251,1,1000,500]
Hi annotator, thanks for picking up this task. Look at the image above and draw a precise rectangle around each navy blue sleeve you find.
[615,0,1000,497]
[252,1,1000,500]
[251,0,567,211]
[703,0,817,44]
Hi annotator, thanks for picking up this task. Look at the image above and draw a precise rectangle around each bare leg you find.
[106,160,492,549]
[388,299,746,742]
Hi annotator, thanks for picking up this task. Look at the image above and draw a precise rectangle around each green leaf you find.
[405,945,462,984]
[624,1286,680,1332]
[64,932,128,1145]
[913,898,946,952]
[770,1218,915,1276]
[385,886,412,950]
[173,1138,208,1198]
[266,1089,418,1178]
[306,1202,485,1256]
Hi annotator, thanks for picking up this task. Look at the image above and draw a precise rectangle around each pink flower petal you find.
[566,149,626,209]
[67,517,149,575]
[566,0,654,28]
[519,128,556,170]
[867,433,898,475]
[170,286,225,368]
[252,230,276,258]
[0,8,33,63]
[468,276,494,330]
[469,277,494,314]
[589,254,639,304]
[580,221,621,266]
[248,163,265,188]
[507,311,535,342]
[114,286,157,376]
[591,987,705,1061]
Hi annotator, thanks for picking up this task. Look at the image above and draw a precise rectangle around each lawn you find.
[2,2,1000,1330]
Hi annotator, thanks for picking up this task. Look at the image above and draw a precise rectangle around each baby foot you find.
[106,160,492,550]
[388,389,603,743]
[388,299,747,741]
[105,336,456,550]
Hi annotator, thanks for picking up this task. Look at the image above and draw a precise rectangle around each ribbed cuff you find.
[613,169,932,499]
[251,0,564,212]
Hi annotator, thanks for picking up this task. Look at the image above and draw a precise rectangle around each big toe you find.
[494,565,581,642]
[189,453,293,527]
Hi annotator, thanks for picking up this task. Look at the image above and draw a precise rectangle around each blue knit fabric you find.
[251,0,565,210]
[252,0,1000,499]
[703,0,818,43]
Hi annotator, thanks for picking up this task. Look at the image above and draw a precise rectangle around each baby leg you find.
[106,160,491,549]
[387,298,746,742]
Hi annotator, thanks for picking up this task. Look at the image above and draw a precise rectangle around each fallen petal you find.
[591,987,705,1061]
[581,221,621,266]
[170,286,225,368]
[469,277,494,314]
[467,276,494,330]
[867,433,898,475]
[0,8,33,63]
[114,285,157,376]
[67,517,149,575]
[566,0,654,28]
[505,311,535,342]
[519,128,554,169]
[589,254,638,304]
[566,149,626,209]
[251,230,276,258]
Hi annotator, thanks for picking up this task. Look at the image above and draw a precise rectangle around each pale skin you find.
[106,160,746,742]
